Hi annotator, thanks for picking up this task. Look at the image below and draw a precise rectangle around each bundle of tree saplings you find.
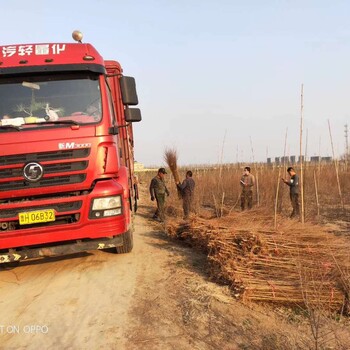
[165,216,350,312]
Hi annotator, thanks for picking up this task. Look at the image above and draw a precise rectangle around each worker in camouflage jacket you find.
[149,168,169,222]
[240,166,255,210]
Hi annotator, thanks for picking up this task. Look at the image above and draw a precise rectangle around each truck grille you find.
[0,149,90,166]
[0,174,86,192]
[0,161,88,179]
[0,149,90,193]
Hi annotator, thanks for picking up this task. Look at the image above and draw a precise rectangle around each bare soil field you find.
[0,181,349,349]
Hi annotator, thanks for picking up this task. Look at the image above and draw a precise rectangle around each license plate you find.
[19,209,56,225]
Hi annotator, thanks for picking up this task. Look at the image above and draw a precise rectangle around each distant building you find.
[266,155,332,165]
[134,161,145,171]
[310,156,321,163]
[281,156,290,164]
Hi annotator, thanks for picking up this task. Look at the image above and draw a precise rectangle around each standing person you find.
[133,174,139,212]
[240,166,255,210]
[282,167,300,218]
[149,168,169,222]
[177,170,195,220]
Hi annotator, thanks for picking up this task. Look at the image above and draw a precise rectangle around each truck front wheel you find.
[116,230,133,254]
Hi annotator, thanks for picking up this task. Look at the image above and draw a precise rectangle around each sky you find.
[1,0,350,166]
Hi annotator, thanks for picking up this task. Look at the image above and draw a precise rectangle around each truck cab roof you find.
[0,43,106,75]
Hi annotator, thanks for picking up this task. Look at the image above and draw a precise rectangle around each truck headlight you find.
[92,196,121,210]
[91,196,122,218]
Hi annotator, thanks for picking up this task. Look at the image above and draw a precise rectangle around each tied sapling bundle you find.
[164,148,182,199]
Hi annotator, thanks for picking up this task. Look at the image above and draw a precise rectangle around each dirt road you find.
[0,202,313,350]
[0,204,221,349]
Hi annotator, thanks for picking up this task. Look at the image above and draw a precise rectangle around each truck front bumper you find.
[0,232,127,264]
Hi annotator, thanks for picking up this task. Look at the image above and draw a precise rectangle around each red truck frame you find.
[0,32,141,263]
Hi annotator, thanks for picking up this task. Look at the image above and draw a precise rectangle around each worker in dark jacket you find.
[282,167,300,218]
[149,168,169,222]
[177,170,195,219]
[240,166,255,210]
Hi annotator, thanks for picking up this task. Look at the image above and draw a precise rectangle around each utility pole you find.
[345,124,349,170]
[299,84,304,224]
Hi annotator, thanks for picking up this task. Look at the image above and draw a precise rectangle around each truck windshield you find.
[0,73,102,128]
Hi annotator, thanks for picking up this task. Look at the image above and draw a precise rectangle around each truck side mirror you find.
[125,107,142,122]
[120,76,139,106]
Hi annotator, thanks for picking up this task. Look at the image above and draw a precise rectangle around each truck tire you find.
[116,230,133,254]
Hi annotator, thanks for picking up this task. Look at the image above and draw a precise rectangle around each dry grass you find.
[163,163,350,223]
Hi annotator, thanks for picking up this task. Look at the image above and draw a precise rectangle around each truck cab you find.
[0,32,141,263]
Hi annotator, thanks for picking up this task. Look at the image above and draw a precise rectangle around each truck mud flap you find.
[0,233,127,264]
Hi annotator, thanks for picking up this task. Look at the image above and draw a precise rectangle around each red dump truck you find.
[0,31,141,263]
